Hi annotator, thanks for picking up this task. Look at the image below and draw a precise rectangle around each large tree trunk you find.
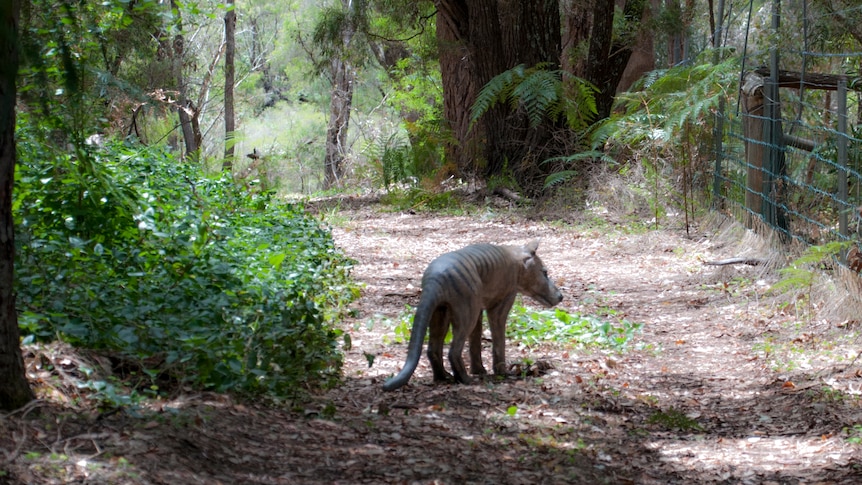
[437,0,564,189]
[580,0,645,119]
[0,0,34,411]
[616,0,656,93]
[467,0,507,177]
[561,0,592,78]
[223,7,236,170]
[436,0,477,176]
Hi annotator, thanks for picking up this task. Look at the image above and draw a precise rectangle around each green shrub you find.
[15,125,358,397]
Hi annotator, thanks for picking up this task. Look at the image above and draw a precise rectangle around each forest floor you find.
[4,194,862,484]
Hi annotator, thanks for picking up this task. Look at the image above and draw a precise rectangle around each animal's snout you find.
[552,288,563,305]
[548,286,563,306]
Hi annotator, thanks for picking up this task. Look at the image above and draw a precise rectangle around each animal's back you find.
[421,244,514,297]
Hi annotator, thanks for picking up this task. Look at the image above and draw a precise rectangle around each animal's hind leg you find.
[448,308,480,384]
[427,307,453,382]
[469,312,487,375]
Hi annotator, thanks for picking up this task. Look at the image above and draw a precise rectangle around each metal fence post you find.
[765,0,788,236]
[838,78,848,237]
[712,0,726,208]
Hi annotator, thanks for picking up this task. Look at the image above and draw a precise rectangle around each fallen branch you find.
[703,257,768,266]
[492,187,530,204]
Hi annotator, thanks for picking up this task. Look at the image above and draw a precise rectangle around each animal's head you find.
[518,240,563,307]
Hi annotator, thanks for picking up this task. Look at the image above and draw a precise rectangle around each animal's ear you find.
[521,240,539,266]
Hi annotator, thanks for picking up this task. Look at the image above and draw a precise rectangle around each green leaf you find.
[268,252,287,269]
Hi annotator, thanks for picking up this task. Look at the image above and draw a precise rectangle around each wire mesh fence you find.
[711,1,862,271]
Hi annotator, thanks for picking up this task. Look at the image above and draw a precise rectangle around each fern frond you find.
[511,69,560,128]
[544,170,579,188]
[541,150,611,166]
[588,119,617,149]
[470,64,526,127]
[564,78,599,131]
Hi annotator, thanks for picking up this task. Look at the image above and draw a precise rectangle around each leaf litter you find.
[3,198,862,484]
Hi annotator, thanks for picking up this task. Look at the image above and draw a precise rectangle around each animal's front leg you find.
[469,312,487,375]
[487,294,517,375]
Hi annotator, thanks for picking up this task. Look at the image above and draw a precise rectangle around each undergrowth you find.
[378,187,466,214]
[15,123,359,400]
[377,302,642,353]
[507,303,643,352]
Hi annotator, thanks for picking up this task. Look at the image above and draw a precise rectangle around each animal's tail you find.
[382,296,436,391]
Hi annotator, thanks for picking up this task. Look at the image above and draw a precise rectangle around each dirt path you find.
[321,205,862,484]
[5,203,862,484]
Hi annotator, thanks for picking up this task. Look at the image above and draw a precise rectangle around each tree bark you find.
[616,0,656,93]
[436,0,476,176]
[437,0,565,187]
[467,0,507,176]
[561,0,592,78]
[171,0,200,157]
[324,58,353,188]
[0,0,35,411]
[323,0,356,189]
[223,6,236,170]
[581,0,644,119]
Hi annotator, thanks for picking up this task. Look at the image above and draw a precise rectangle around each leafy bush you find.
[15,125,358,397]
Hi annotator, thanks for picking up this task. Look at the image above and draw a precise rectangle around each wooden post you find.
[741,72,765,215]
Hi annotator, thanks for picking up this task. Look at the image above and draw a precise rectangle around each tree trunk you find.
[323,0,356,189]
[561,0,592,78]
[223,7,236,170]
[616,0,656,93]
[581,0,644,119]
[171,0,200,157]
[0,0,35,411]
[437,0,565,187]
[467,0,507,177]
[324,57,353,188]
[436,0,477,176]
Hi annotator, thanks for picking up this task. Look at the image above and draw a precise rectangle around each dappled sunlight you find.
[650,434,854,478]
[6,203,862,483]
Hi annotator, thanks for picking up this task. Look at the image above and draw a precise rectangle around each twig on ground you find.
[703,257,768,266]
[492,187,531,204]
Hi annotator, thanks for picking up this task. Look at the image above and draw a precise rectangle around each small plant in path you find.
[507,303,643,352]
